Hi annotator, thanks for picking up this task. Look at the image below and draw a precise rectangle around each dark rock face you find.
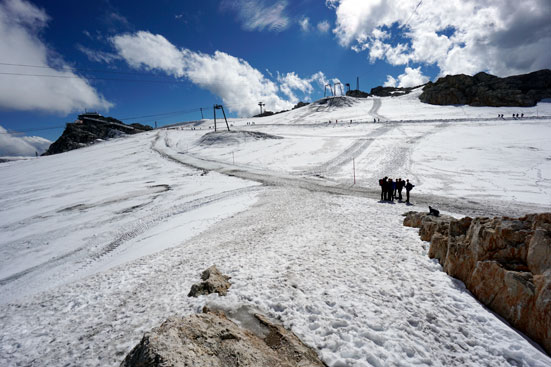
[121,308,327,367]
[42,113,152,156]
[404,211,551,354]
[254,110,276,117]
[293,101,310,109]
[419,69,551,107]
[370,86,417,97]
[188,265,231,297]
[345,89,370,98]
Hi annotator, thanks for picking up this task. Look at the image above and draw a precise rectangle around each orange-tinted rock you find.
[404,211,551,354]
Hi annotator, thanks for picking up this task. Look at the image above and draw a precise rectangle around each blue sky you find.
[0,0,549,152]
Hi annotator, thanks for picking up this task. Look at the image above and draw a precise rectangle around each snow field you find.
[0,132,260,304]
[1,188,548,366]
[169,116,551,207]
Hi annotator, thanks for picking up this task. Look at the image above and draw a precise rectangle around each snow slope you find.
[1,92,550,366]
[0,132,260,304]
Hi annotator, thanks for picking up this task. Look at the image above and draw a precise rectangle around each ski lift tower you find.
[334,82,344,96]
[258,102,265,115]
[213,104,230,132]
[324,83,334,97]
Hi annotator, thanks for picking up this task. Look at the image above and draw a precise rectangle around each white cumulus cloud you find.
[112,31,329,116]
[220,0,290,32]
[0,0,112,114]
[384,67,428,88]
[0,125,51,156]
[328,0,551,77]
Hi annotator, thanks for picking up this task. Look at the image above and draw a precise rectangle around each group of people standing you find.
[379,177,414,203]
[497,113,524,119]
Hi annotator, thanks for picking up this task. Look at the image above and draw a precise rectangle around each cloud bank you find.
[328,0,551,78]
[0,0,112,114]
[112,31,329,116]
[0,125,51,156]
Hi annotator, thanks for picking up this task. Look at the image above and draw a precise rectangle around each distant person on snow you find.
[405,179,415,204]
[388,179,394,201]
[397,178,405,201]
[379,177,387,201]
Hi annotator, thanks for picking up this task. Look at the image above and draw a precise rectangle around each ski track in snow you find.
[304,125,393,177]
[368,98,386,122]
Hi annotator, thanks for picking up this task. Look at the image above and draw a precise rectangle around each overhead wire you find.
[0,71,184,84]
[0,62,164,76]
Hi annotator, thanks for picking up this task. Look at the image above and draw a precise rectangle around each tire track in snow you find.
[0,184,259,294]
[76,185,261,270]
[304,125,393,177]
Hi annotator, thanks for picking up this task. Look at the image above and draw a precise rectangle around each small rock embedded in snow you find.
[188,265,231,297]
[120,308,327,367]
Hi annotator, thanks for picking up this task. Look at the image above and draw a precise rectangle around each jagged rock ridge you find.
[403,211,551,354]
[420,69,551,107]
[42,112,152,156]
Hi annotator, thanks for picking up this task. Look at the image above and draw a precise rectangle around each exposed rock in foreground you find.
[188,265,231,297]
[404,211,551,354]
[42,113,152,156]
[419,69,551,107]
[121,308,327,367]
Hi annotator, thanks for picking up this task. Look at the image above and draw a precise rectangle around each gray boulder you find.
[188,265,231,297]
[120,308,327,367]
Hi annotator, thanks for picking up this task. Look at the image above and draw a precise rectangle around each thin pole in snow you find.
[353,158,356,185]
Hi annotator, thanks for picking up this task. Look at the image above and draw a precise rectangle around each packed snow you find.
[1,92,550,366]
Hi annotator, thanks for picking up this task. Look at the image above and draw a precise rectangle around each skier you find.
[405,179,415,204]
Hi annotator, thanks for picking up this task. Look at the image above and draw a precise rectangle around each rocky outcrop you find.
[188,265,231,297]
[370,86,417,97]
[121,308,327,367]
[42,113,152,156]
[404,211,551,354]
[293,101,310,109]
[345,89,370,98]
[419,69,551,107]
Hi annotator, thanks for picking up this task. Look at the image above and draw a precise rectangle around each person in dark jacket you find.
[405,179,415,204]
[379,177,387,201]
[397,178,404,201]
[388,178,394,201]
